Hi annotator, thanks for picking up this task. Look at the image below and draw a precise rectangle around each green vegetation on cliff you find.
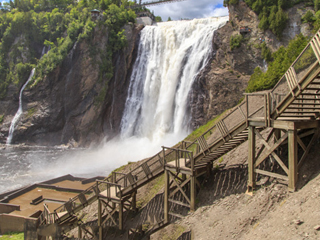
[224,0,320,38]
[246,34,310,92]
[0,0,136,99]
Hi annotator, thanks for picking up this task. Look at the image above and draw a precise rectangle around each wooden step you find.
[300,92,320,96]
[287,106,320,110]
[305,87,320,91]
[278,114,315,118]
[292,100,320,104]
[283,110,319,114]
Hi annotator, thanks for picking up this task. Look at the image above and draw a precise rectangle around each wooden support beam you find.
[164,169,169,223]
[169,177,190,198]
[168,199,190,208]
[78,226,82,239]
[298,129,319,169]
[255,132,288,168]
[255,169,289,181]
[119,202,123,231]
[248,126,256,191]
[98,199,102,240]
[255,129,289,175]
[274,129,281,156]
[169,211,185,219]
[288,129,298,192]
[169,172,191,204]
[190,174,196,211]
[255,129,275,162]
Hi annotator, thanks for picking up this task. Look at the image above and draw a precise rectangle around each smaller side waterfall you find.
[6,68,35,145]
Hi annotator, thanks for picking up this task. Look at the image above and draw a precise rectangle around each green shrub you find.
[246,34,309,93]
[244,0,295,38]
[230,34,243,50]
[302,10,315,23]
[0,0,136,99]
[260,42,272,62]
[223,0,239,6]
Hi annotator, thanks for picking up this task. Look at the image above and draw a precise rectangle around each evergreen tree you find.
[273,5,288,38]
[258,7,269,30]
[252,0,263,14]
[315,0,320,12]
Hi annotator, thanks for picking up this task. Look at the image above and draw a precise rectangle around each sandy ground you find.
[151,129,320,240]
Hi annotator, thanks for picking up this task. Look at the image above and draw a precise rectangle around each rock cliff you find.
[0,23,143,146]
[189,1,313,128]
[0,2,314,146]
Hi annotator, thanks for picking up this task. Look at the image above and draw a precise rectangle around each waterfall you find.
[6,68,35,145]
[41,46,46,57]
[120,16,228,142]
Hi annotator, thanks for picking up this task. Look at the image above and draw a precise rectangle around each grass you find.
[108,161,134,177]
[0,232,24,240]
[184,110,226,143]
[27,107,36,117]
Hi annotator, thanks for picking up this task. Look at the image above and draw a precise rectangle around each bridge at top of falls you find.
[132,0,185,8]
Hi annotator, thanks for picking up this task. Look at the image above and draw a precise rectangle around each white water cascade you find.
[6,68,35,145]
[121,16,228,142]
[0,17,230,192]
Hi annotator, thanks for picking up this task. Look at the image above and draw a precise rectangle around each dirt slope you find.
[151,134,320,240]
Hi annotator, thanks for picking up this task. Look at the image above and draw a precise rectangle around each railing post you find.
[162,146,166,167]
[245,94,249,127]
[112,172,116,183]
[264,94,267,127]
[190,152,194,172]
[267,92,271,126]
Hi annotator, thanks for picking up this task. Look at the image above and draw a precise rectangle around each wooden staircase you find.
[36,29,320,240]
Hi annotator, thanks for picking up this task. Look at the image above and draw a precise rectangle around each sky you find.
[1,0,229,21]
[147,0,228,21]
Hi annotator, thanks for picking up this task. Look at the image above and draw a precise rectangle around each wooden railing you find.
[162,147,194,170]
[40,29,320,228]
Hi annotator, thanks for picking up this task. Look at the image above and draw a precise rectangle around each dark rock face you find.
[189,1,314,129]
[0,24,143,146]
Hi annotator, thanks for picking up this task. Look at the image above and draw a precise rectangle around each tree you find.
[258,7,269,30]
[167,16,171,21]
[252,0,263,14]
[315,0,320,12]
[154,16,162,22]
[301,10,315,23]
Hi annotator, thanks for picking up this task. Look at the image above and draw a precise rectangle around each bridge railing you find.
[168,101,250,163]
[162,146,194,170]
[270,32,320,117]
